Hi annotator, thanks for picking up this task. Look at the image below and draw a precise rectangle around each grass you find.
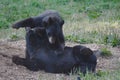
[100,47,112,57]
[0,0,120,46]
[71,68,120,80]
[37,69,120,80]
[79,70,120,80]
[0,28,25,40]
[64,21,120,46]
[0,0,120,79]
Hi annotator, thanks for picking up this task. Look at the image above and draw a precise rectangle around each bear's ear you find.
[48,17,54,25]
[12,17,35,29]
[60,20,64,26]
[42,17,53,27]
[80,48,93,56]
[42,19,48,27]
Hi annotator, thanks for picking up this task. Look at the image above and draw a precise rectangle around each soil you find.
[0,40,120,80]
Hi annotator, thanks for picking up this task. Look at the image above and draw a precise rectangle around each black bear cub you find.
[12,10,97,75]
[12,10,65,59]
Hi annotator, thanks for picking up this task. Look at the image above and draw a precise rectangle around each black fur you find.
[18,29,97,74]
[12,10,65,57]
[12,10,97,74]
[12,10,64,46]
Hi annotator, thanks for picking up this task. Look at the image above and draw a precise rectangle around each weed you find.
[65,35,78,43]
[96,70,107,77]
[10,34,20,41]
[103,33,120,47]
[110,34,120,47]
[77,70,120,80]
[100,48,112,57]
[65,35,93,44]
[87,9,102,19]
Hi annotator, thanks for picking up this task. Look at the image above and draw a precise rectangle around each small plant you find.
[103,35,109,44]
[85,7,102,19]
[96,70,107,77]
[65,35,93,44]
[65,35,78,42]
[102,33,120,47]
[110,34,120,47]
[100,48,112,57]
[87,10,102,19]
[10,34,20,41]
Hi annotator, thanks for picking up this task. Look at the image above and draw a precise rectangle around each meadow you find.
[0,0,120,80]
[0,0,120,46]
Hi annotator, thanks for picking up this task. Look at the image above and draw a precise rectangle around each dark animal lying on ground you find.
[12,10,65,59]
[12,28,97,74]
[12,10,97,74]
[27,30,97,73]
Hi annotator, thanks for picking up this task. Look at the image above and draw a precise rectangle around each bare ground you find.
[0,40,120,80]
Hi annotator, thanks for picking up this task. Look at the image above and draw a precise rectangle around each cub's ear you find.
[42,19,48,27]
[12,17,35,29]
[48,17,53,25]
[60,20,64,26]
[42,17,53,27]
[80,48,93,56]
[72,45,93,57]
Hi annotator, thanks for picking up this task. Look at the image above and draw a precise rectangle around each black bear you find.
[16,28,97,73]
[12,28,97,74]
[12,10,97,74]
[12,10,65,59]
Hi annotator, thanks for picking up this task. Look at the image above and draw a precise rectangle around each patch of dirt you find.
[0,40,120,80]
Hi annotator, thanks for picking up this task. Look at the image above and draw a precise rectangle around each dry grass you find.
[0,28,25,40]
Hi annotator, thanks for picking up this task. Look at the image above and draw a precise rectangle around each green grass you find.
[38,69,120,80]
[0,28,25,40]
[1,0,120,26]
[100,48,112,57]
[79,70,120,80]
[0,0,119,60]
[0,0,120,46]
[68,69,120,80]
[0,0,120,79]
